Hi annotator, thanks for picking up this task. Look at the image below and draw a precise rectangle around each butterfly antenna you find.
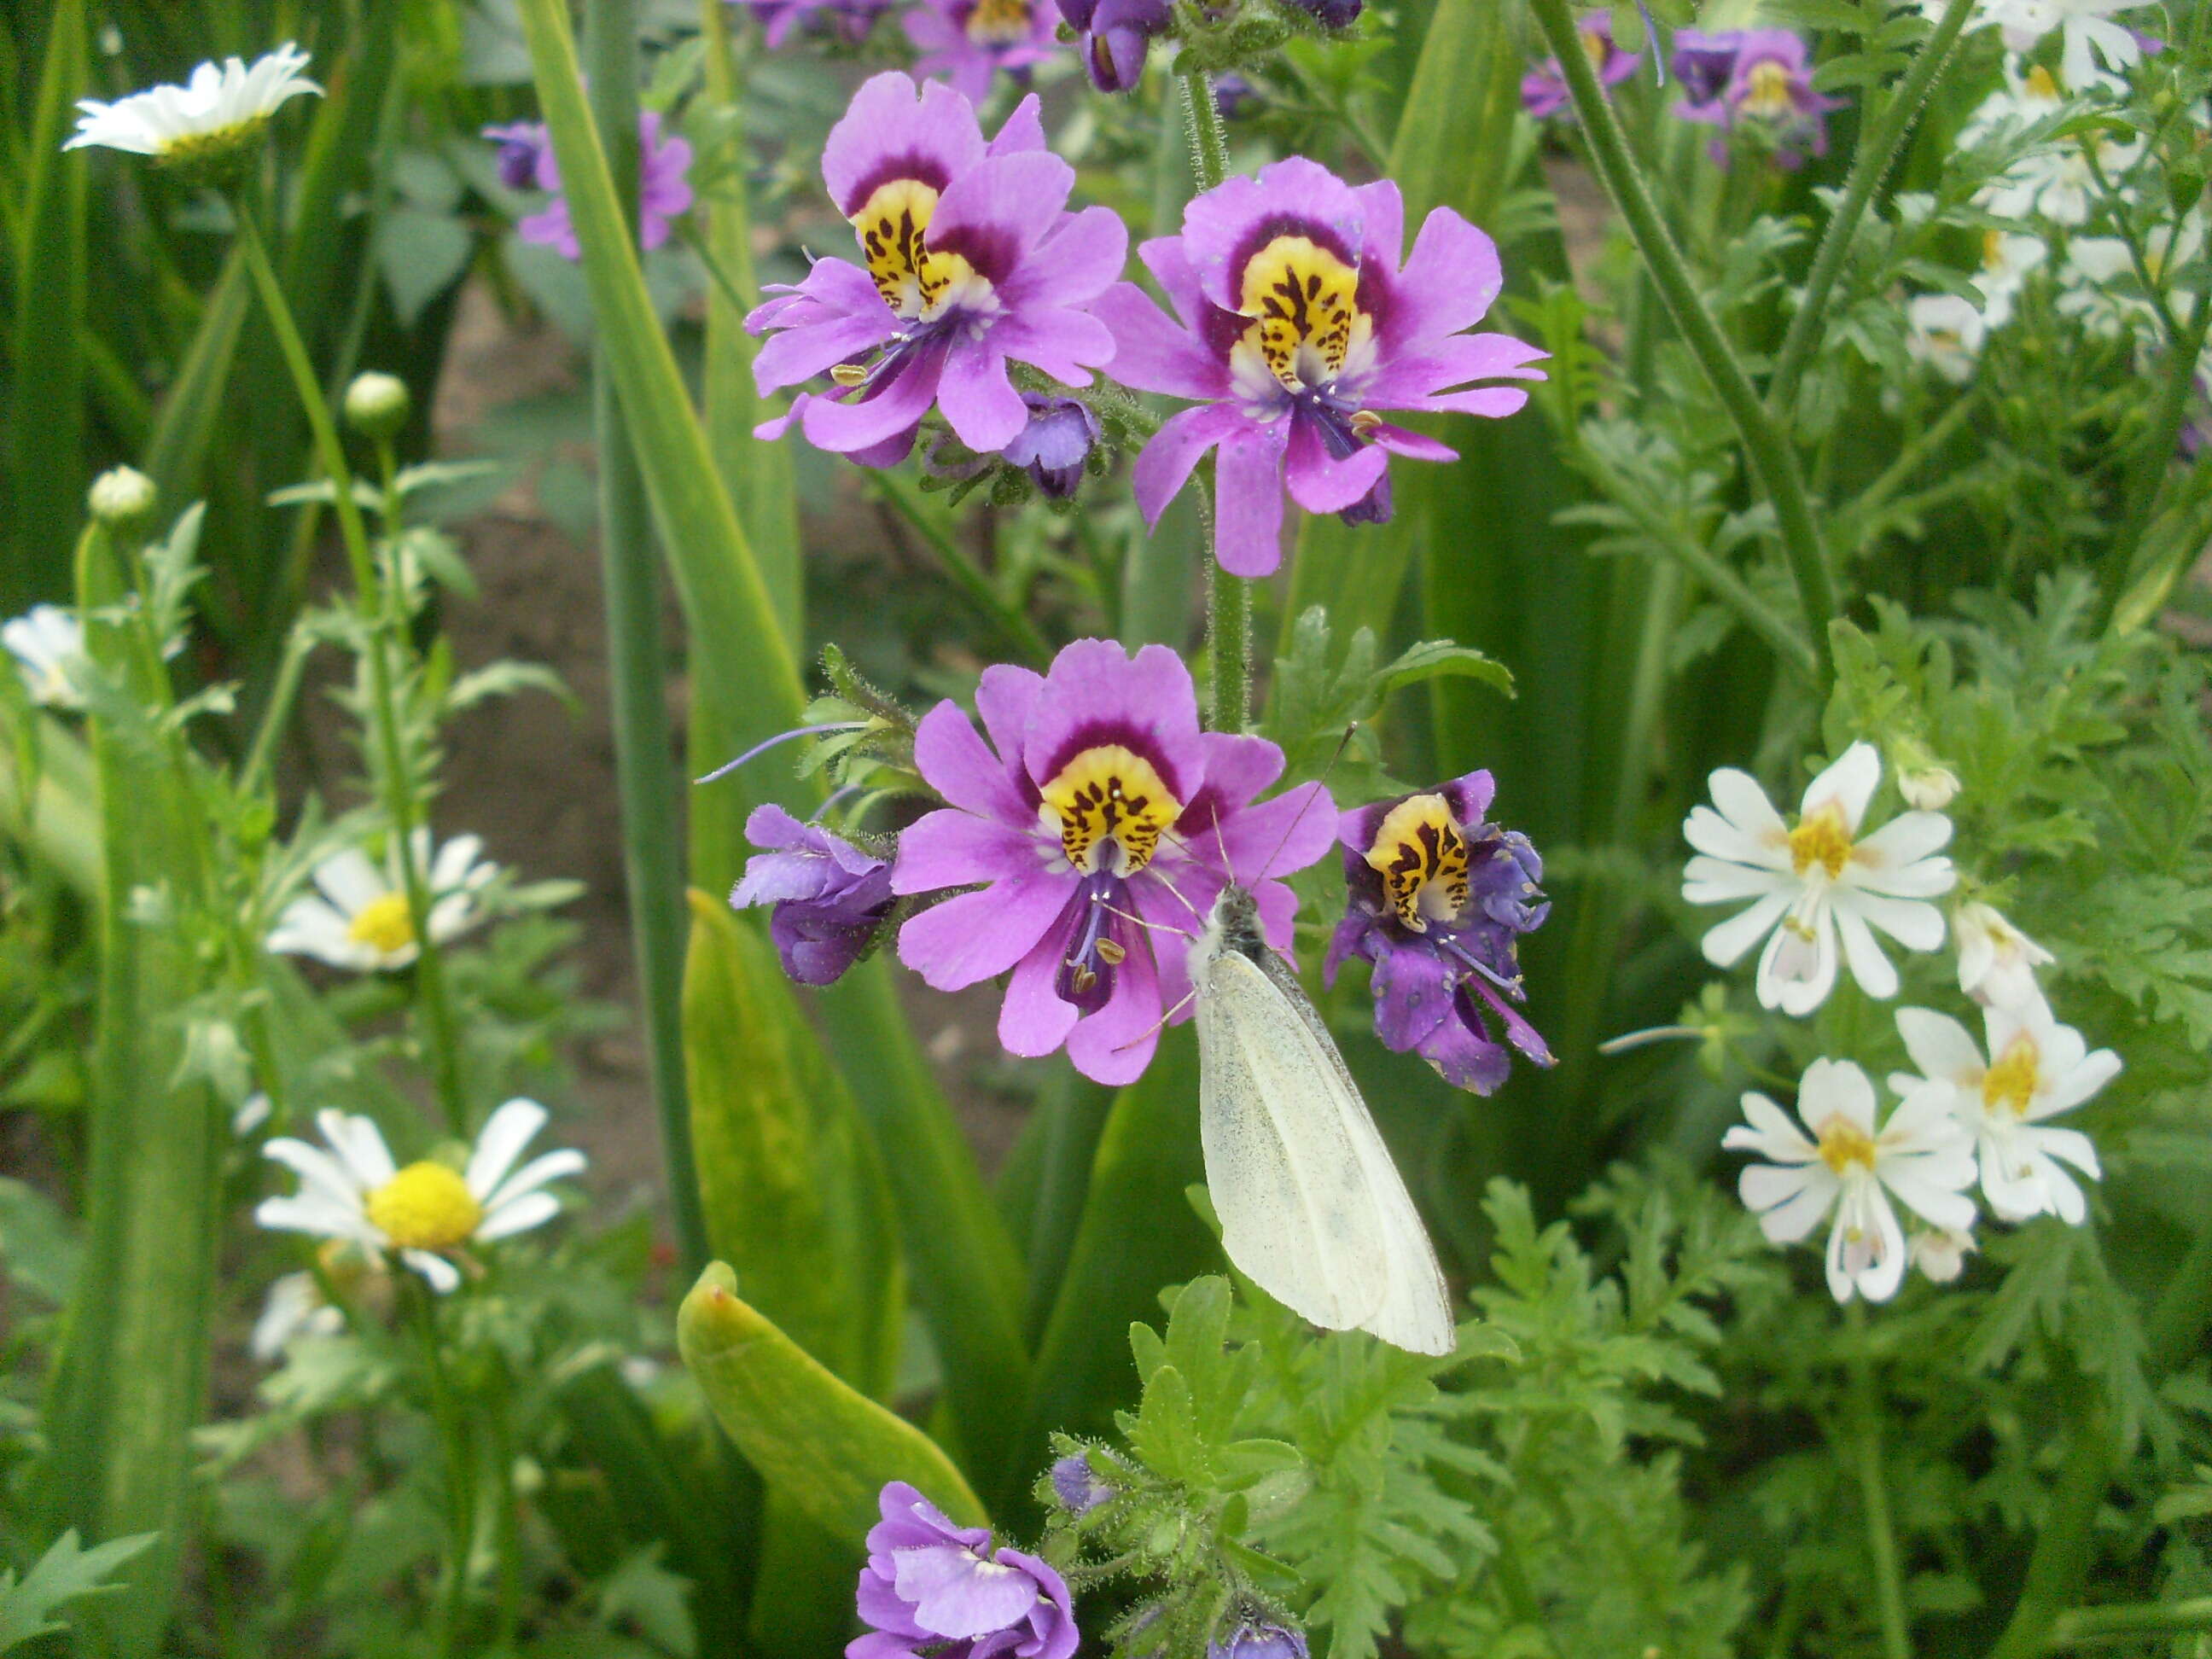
[1250,721,1359,881]
[1112,987,1198,1052]
[1100,899,1197,942]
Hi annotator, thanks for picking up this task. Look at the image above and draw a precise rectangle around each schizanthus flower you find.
[902,0,1063,103]
[851,1481,1078,1659]
[4,604,87,710]
[1674,29,1842,167]
[1325,771,1552,1094]
[66,44,319,167]
[737,0,896,47]
[1057,0,1171,90]
[492,111,694,261]
[256,1100,585,1293]
[731,804,896,985]
[1000,394,1103,497]
[1099,156,1544,576]
[267,829,498,973]
[1953,899,2054,1008]
[1890,996,2118,1225]
[1211,1619,1311,1659]
[891,638,1334,1085]
[1726,1057,1976,1303]
[1522,16,1640,119]
[1682,742,1955,1016]
[748,74,1123,469]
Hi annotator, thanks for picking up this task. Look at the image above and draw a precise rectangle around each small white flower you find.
[3,605,87,709]
[250,1270,346,1361]
[1966,61,2145,225]
[65,44,319,164]
[266,829,497,972]
[232,1091,274,1137]
[1910,1225,1978,1283]
[1954,900,2056,1008]
[1890,997,2119,1225]
[1975,228,2049,329]
[1905,294,1988,384]
[1976,0,2142,92]
[1683,742,1957,1016]
[255,1098,586,1292]
[2058,216,2202,343]
[1726,1058,1978,1303]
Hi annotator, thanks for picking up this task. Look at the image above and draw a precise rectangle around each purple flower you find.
[1522,15,1639,119]
[731,805,896,986]
[1214,74,1259,118]
[1001,394,1101,496]
[1048,1454,1115,1514]
[736,0,894,46]
[507,109,694,260]
[748,73,1125,470]
[1285,0,1362,26]
[1676,29,1841,168]
[483,119,549,191]
[1324,771,1553,1096]
[851,1482,1079,1659]
[1057,0,1171,90]
[891,638,1335,1086]
[1210,1621,1310,1659]
[903,0,1063,103]
[1096,157,1545,577]
[1668,29,1740,106]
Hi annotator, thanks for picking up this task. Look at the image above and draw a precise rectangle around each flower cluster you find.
[850,1482,1078,1659]
[482,111,694,262]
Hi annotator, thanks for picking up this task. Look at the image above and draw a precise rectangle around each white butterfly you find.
[1185,882,1456,1357]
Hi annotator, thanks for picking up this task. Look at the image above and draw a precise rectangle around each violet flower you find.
[1211,1620,1310,1659]
[850,1482,1079,1659]
[731,804,896,986]
[1214,74,1259,118]
[1324,771,1553,1095]
[891,638,1336,1085]
[1048,1454,1115,1514]
[1058,0,1172,90]
[748,73,1125,469]
[1668,28,1741,106]
[1096,156,1545,577]
[1522,15,1639,119]
[1001,394,1102,496]
[1676,29,1841,168]
[1285,0,1363,27]
[498,109,694,259]
[736,0,894,46]
[902,0,1063,103]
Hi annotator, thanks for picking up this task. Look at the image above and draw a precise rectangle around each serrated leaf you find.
[0,1530,159,1651]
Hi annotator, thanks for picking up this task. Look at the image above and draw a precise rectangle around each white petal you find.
[1760,900,1838,1016]
[430,834,486,891]
[1684,855,1795,904]
[1852,811,1953,872]
[263,1138,369,1214]
[465,1098,548,1198]
[1742,1163,1834,1242]
[403,1249,462,1293]
[1839,888,1948,950]
[1834,905,1901,1000]
[425,893,479,945]
[1709,768,1790,844]
[1879,1158,1977,1231]
[319,1109,397,1188]
[251,1273,322,1361]
[486,1148,587,1212]
[1895,1006,1984,1083]
[475,1190,562,1242]
[266,898,358,964]
[1846,852,1957,901]
[255,1194,374,1243]
[1800,1057,1878,1135]
[2023,1123,2101,1179]
[1803,742,1882,830]
[1726,1092,1819,1161]
[1701,890,1793,968]
[2036,1048,2121,1115]
[313,849,387,916]
[1855,1185,1910,1302]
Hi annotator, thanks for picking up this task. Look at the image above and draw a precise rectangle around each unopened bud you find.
[88,465,156,527]
[1889,736,1959,810]
[344,371,410,438]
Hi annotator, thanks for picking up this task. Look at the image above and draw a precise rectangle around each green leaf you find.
[0,1530,159,1653]
[678,1263,988,1539]
[374,206,472,328]
[0,1176,79,1305]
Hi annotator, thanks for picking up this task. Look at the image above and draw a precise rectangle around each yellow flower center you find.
[966,0,1035,44]
[347,892,417,955]
[2025,64,2060,100]
[1039,745,1182,876]
[1365,794,1471,933]
[1743,58,1795,118]
[1816,1114,1877,1177]
[1982,1035,2041,1118]
[1787,804,1854,880]
[153,118,269,170]
[1982,228,2007,271]
[1237,235,1370,394]
[851,179,984,321]
[1579,26,1611,69]
[364,1161,482,1251]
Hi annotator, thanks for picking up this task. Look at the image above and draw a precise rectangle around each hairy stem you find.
[1525,0,1837,687]
[1847,1302,1913,1659]
[1767,0,1977,418]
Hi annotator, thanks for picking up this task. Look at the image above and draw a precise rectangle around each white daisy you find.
[1726,1058,1978,1303]
[65,44,319,166]
[3,604,87,709]
[1975,228,2049,329]
[1890,997,2118,1225]
[1953,900,2055,1008]
[266,829,497,972]
[1905,294,1988,384]
[255,1098,586,1292]
[1909,1225,1978,1284]
[1683,742,1957,1016]
[250,1270,346,1362]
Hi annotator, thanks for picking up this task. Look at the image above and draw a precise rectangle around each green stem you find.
[409,1284,477,1656]
[873,473,1055,667]
[238,625,316,800]
[2096,292,2212,634]
[1527,0,1837,688]
[2045,1598,2212,1649]
[235,206,470,1133]
[586,0,710,1277]
[1767,0,1976,418]
[1846,1302,1913,1659]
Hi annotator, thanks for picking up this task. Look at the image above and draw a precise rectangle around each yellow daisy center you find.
[851,179,983,321]
[1743,59,1796,118]
[1039,745,1183,876]
[1365,794,1471,933]
[364,1162,482,1252]
[1816,1115,1877,1177]
[2025,64,2060,100]
[347,892,416,955]
[1787,804,1854,880]
[966,0,1035,44]
[153,118,270,170]
[1237,235,1370,394]
[1982,1035,2041,1118]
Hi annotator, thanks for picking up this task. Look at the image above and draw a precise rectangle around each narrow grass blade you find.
[141,251,250,511]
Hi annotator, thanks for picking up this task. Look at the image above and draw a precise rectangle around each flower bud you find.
[1210,1617,1309,1659]
[1049,1453,1115,1515]
[1910,1227,1975,1284]
[344,371,411,439]
[87,464,156,527]
[1889,736,1959,810]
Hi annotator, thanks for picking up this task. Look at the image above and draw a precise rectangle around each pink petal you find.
[938,343,1029,451]
[991,308,1116,386]
[1213,423,1289,577]
[1283,418,1388,514]
[897,869,1070,990]
[1000,932,1080,1057]
[1132,403,1241,527]
[1091,283,1224,400]
[893,808,1042,894]
[911,698,1031,826]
